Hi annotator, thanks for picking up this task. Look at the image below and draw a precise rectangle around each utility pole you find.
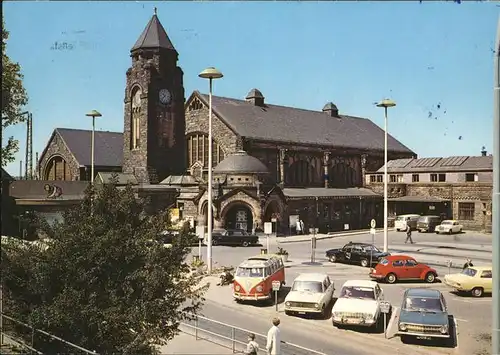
[25,113,33,180]
[492,15,500,355]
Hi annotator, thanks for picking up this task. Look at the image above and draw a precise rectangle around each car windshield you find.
[292,281,323,293]
[395,216,405,221]
[403,297,443,312]
[363,245,381,253]
[462,268,477,277]
[339,286,375,299]
[441,221,452,225]
[236,267,263,278]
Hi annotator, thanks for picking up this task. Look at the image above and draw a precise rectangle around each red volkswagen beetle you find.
[369,255,437,284]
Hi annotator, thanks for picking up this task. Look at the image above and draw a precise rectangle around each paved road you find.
[188,232,493,355]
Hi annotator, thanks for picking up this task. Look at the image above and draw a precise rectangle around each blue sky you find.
[2,1,498,175]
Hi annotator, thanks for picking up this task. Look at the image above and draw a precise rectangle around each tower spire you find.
[154,7,157,15]
[131,12,176,52]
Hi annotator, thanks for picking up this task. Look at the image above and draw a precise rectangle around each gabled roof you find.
[375,155,493,173]
[96,172,138,185]
[160,174,198,185]
[192,91,414,154]
[131,14,176,52]
[55,128,123,167]
[1,168,14,181]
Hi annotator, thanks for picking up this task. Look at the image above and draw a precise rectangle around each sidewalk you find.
[158,330,234,354]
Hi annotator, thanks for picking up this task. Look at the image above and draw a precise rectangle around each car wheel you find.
[285,310,292,316]
[459,229,463,233]
[425,272,436,283]
[212,239,218,246]
[435,231,440,234]
[386,273,397,284]
[329,255,337,263]
[400,335,411,344]
[360,259,369,267]
[242,241,250,247]
[396,229,400,232]
[448,229,452,235]
[471,287,484,297]
[320,305,326,319]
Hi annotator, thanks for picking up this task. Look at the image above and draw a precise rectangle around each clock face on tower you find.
[159,89,171,105]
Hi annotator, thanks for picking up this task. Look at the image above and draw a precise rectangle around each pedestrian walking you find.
[266,317,281,355]
[295,219,302,235]
[462,258,473,270]
[243,333,259,355]
[405,218,414,244]
[300,219,304,235]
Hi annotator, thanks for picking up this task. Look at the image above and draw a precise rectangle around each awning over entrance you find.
[389,196,449,203]
[283,187,381,200]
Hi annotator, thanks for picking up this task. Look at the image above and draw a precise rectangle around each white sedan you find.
[284,273,334,318]
[435,220,463,234]
[331,280,386,328]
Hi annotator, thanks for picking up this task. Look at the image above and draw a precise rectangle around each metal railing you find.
[181,313,328,355]
[1,313,98,354]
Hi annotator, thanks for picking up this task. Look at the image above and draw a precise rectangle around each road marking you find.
[454,317,459,349]
[454,318,468,323]
[386,306,399,338]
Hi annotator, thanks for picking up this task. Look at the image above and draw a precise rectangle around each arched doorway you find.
[44,155,72,181]
[223,203,254,233]
[264,200,281,223]
[200,202,214,228]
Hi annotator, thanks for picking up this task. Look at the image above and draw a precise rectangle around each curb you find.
[277,228,392,244]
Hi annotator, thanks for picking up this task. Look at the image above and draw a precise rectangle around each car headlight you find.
[314,303,319,309]
[234,285,240,291]
[440,325,448,334]
[399,323,407,331]
[256,285,263,292]
[332,311,340,318]
[285,301,290,306]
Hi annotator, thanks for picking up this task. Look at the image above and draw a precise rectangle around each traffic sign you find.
[272,280,281,291]
[380,301,391,314]
[264,222,273,235]
[196,226,205,240]
[370,219,377,228]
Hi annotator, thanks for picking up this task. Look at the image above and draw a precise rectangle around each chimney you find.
[481,146,487,156]
[322,102,339,117]
[245,88,265,106]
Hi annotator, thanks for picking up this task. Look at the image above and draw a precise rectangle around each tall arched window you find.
[130,86,142,149]
[286,160,315,186]
[328,163,357,188]
[44,156,72,181]
[187,134,225,168]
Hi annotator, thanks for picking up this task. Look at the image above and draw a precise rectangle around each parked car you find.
[435,220,463,234]
[397,288,451,344]
[326,242,390,267]
[369,255,438,284]
[159,230,198,245]
[417,215,441,233]
[284,273,335,317]
[331,280,385,329]
[443,265,492,297]
[395,214,420,231]
[210,229,259,247]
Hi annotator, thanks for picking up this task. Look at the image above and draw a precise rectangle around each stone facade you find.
[185,99,241,156]
[38,131,80,181]
[122,48,186,184]
[368,181,493,231]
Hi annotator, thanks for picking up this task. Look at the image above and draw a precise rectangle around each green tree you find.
[2,15,29,166]
[1,180,207,354]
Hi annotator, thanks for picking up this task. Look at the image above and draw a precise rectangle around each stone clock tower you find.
[122,9,186,183]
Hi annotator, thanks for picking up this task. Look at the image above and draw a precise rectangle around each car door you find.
[323,276,334,304]
[350,246,363,263]
[342,245,353,263]
[391,259,407,279]
[479,270,493,292]
[403,259,422,279]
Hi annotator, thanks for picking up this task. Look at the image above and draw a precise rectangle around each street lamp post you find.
[376,99,396,253]
[85,110,102,184]
[198,67,223,275]
[492,15,500,355]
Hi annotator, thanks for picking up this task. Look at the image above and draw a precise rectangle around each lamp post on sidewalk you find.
[376,99,396,253]
[491,15,500,355]
[198,67,223,275]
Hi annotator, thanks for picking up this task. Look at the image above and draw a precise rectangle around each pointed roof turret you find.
[131,9,177,53]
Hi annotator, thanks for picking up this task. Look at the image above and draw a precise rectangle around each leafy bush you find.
[1,180,207,355]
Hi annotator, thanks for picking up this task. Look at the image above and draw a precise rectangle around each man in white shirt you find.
[266,317,281,355]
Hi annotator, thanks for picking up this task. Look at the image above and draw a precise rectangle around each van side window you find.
[277,259,283,269]
[270,262,276,273]
[265,266,272,277]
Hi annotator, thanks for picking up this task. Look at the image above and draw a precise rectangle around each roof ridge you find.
[198,92,367,120]
[56,127,122,134]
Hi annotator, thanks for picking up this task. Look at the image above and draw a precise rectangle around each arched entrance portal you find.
[200,202,214,228]
[224,204,254,233]
[264,200,281,223]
